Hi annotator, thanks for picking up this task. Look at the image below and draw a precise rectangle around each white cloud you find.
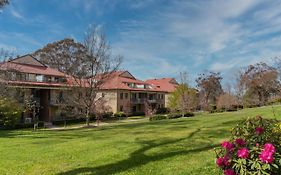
[10,8,24,20]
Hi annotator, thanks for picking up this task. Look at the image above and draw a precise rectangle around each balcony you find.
[131,98,159,104]
[131,98,145,104]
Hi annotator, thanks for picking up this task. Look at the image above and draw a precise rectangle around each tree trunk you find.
[96,115,100,127]
[85,110,90,126]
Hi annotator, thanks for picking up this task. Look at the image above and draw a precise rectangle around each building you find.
[0,54,177,123]
[145,78,178,107]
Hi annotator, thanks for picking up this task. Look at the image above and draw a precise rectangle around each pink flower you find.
[221,141,235,151]
[259,143,276,164]
[256,143,259,147]
[223,156,231,166]
[216,156,231,167]
[264,143,275,153]
[259,151,274,163]
[216,157,224,167]
[224,169,236,175]
[255,127,264,135]
[237,148,249,159]
[235,138,246,146]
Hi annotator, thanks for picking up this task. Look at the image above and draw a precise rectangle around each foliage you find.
[215,116,281,175]
[114,112,126,118]
[217,93,238,111]
[0,98,23,129]
[167,113,182,119]
[196,71,223,111]
[168,84,198,114]
[182,112,194,117]
[239,62,280,107]
[156,107,170,114]
[150,112,194,121]
[33,38,88,74]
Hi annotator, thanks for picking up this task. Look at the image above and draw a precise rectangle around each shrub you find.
[101,112,113,119]
[167,113,182,119]
[156,107,170,114]
[215,116,281,175]
[0,98,23,129]
[183,112,195,117]
[149,115,167,121]
[114,112,126,118]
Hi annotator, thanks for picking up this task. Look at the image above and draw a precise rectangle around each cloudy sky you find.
[1,0,281,86]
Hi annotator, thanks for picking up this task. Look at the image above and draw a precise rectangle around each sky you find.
[1,0,281,87]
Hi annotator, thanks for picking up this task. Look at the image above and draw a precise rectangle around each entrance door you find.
[39,89,50,122]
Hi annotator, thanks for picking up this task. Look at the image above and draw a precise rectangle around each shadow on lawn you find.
[57,129,219,175]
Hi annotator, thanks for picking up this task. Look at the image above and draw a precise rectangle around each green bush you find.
[149,115,167,121]
[183,112,195,117]
[156,107,170,114]
[114,112,126,118]
[167,113,182,119]
[0,98,23,129]
[101,112,113,119]
[215,116,281,175]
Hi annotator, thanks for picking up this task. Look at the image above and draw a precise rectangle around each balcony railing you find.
[131,98,159,104]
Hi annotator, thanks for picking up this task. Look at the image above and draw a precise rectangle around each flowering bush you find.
[215,116,281,175]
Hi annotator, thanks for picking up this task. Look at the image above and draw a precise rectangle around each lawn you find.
[0,106,281,175]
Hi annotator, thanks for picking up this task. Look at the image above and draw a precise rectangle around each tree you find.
[168,72,198,116]
[196,72,223,111]
[239,62,279,107]
[0,0,9,9]
[216,93,238,111]
[69,26,122,126]
[33,38,88,74]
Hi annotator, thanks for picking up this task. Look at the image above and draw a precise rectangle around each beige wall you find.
[164,93,171,108]
[97,90,118,113]
[116,90,131,114]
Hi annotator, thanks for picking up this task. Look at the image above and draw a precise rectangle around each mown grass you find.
[0,105,281,175]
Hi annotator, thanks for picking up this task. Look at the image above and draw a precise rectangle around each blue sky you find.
[1,0,281,86]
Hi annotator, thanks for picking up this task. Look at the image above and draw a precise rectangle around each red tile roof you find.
[0,62,65,77]
[145,78,178,92]
[99,71,164,92]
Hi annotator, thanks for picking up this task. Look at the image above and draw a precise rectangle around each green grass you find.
[0,106,281,175]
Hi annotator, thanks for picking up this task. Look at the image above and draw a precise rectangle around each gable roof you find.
[0,54,65,77]
[10,54,47,67]
[145,78,178,92]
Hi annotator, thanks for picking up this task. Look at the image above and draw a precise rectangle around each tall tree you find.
[196,71,223,111]
[33,38,88,74]
[239,62,279,106]
[168,72,198,116]
[68,26,122,126]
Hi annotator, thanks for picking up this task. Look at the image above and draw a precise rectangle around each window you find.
[36,75,43,82]
[161,94,164,99]
[120,93,123,99]
[125,93,128,99]
[120,105,123,111]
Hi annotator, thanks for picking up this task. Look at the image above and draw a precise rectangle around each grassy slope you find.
[0,106,280,175]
